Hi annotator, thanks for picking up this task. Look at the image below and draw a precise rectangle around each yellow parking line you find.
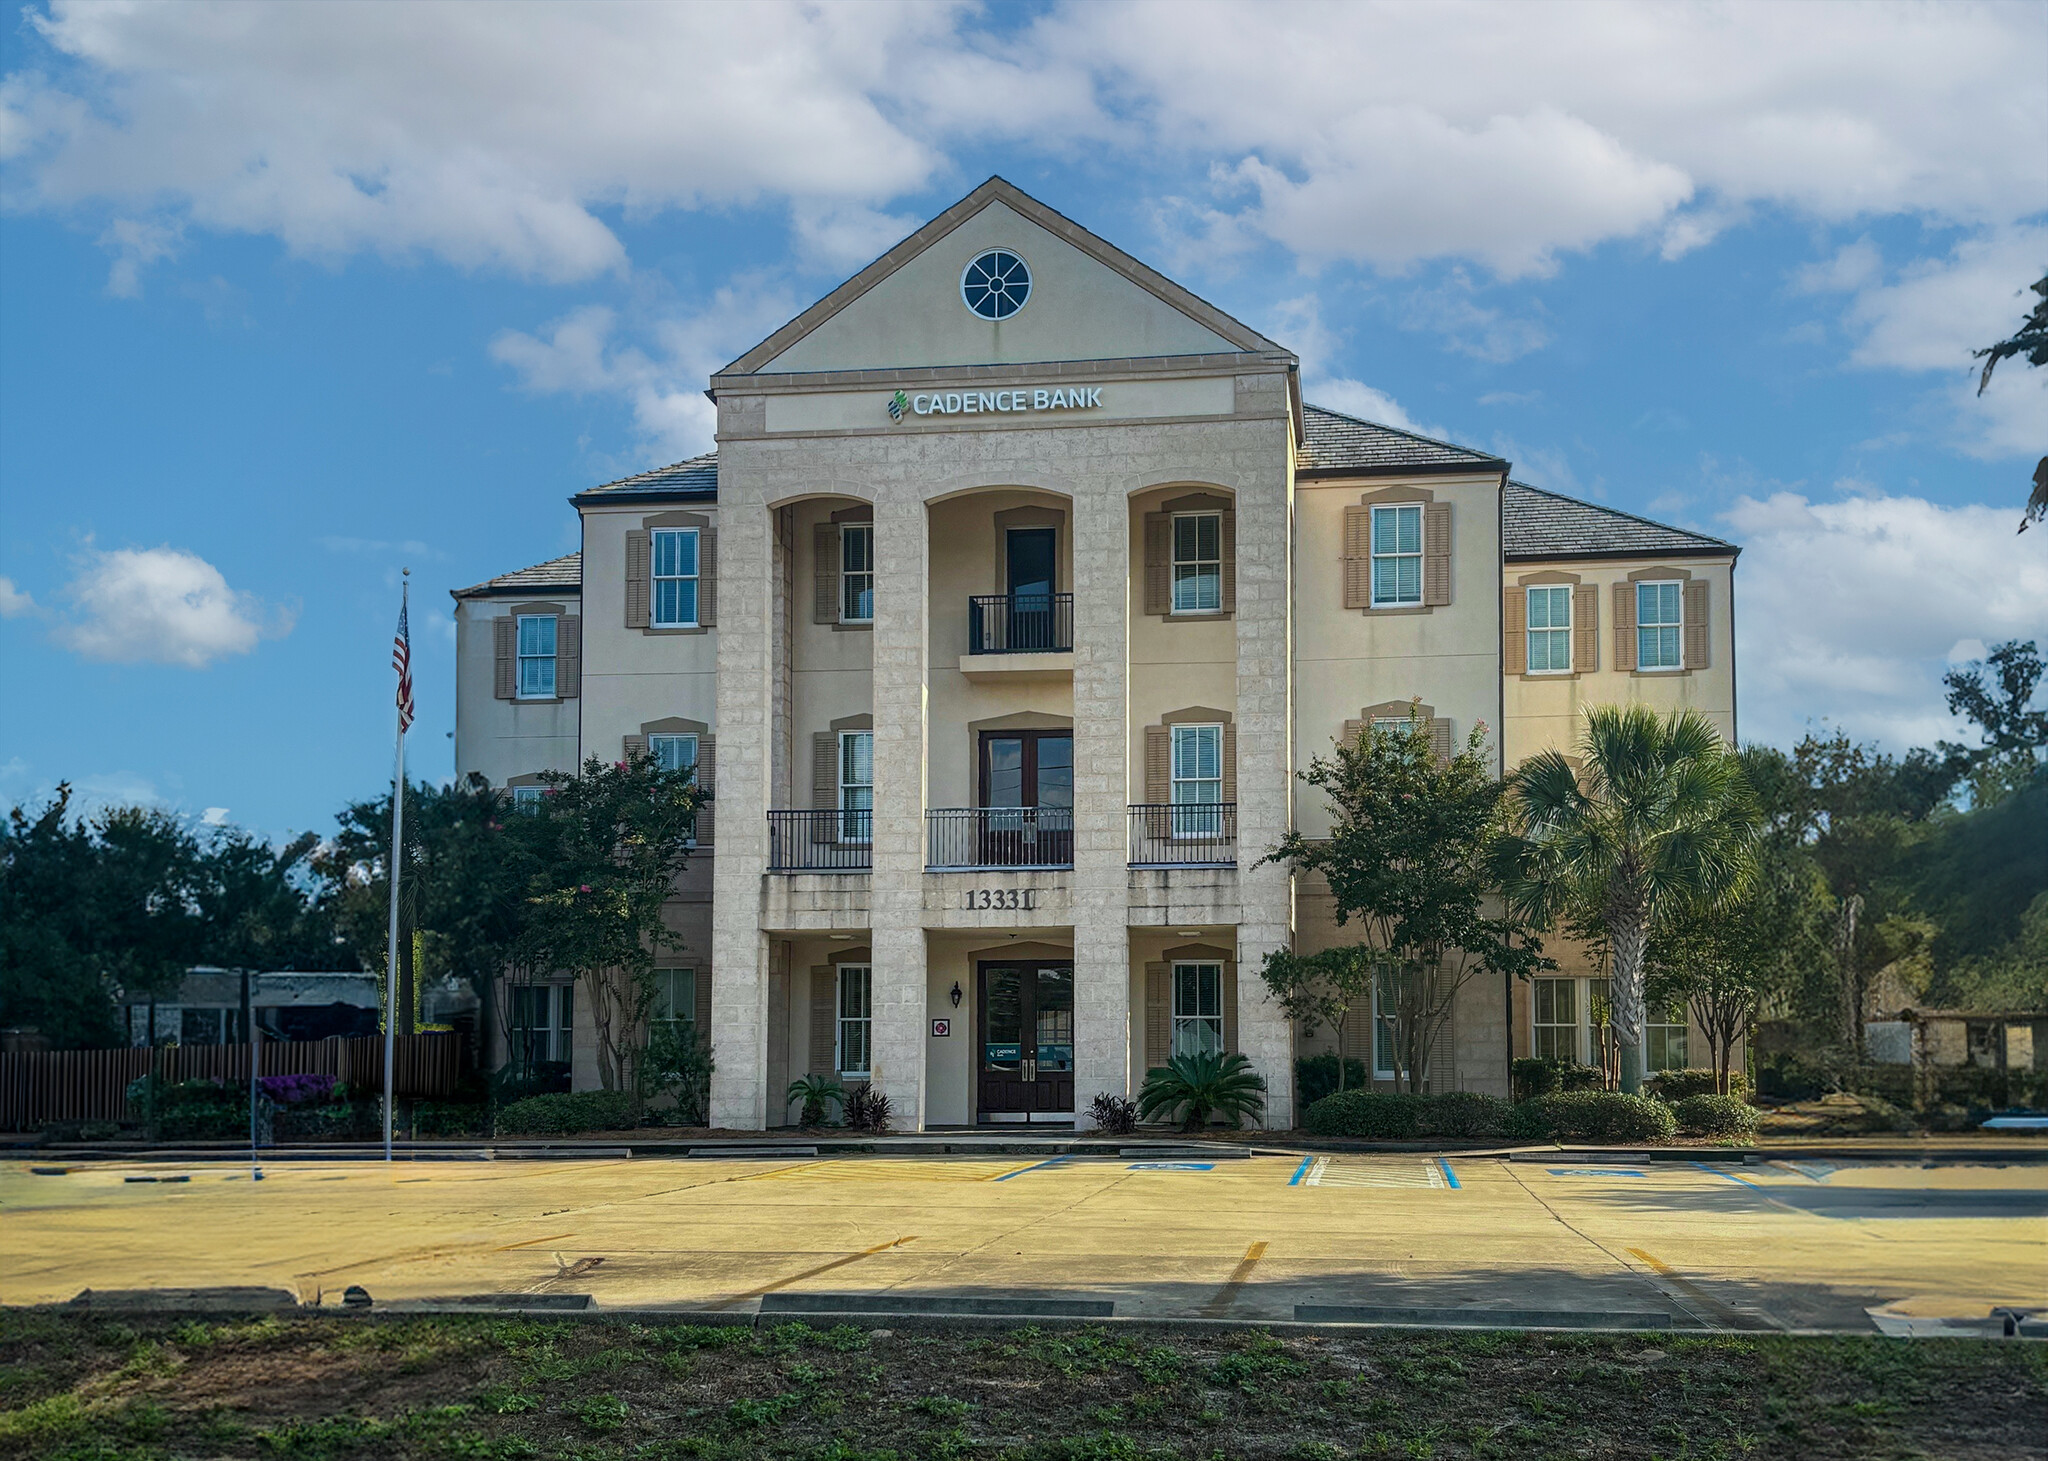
[708,1235,919,1311]
[1200,1239,1267,1317]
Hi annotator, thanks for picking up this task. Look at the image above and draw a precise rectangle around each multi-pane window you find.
[1531,978,1579,1062]
[1371,504,1423,606]
[516,614,557,698]
[1172,961,1224,1059]
[1371,965,1404,1079]
[1526,586,1572,673]
[1636,581,1683,670]
[841,524,874,623]
[1646,1002,1690,1072]
[838,730,873,842]
[511,785,545,812]
[837,964,872,1077]
[650,968,697,1037]
[510,984,572,1068]
[1171,513,1222,613]
[649,733,698,777]
[652,528,700,628]
[1169,723,1224,836]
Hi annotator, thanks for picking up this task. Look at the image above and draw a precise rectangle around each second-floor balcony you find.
[768,809,872,872]
[1128,803,1237,867]
[927,806,1074,870]
[967,593,1073,655]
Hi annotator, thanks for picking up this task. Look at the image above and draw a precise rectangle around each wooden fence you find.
[0,1034,467,1131]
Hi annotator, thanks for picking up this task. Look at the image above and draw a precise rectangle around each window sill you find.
[645,623,709,635]
[1364,603,1434,616]
[1163,609,1232,621]
[1630,666,1690,677]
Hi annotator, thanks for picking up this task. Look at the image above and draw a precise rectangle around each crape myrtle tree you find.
[1495,707,1757,1095]
[1259,706,1549,1095]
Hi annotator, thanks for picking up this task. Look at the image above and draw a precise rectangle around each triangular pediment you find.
[717,178,1291,379]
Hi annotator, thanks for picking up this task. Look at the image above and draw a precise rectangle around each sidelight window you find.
[1172,962,1224,1059]
[837,964,872,1078]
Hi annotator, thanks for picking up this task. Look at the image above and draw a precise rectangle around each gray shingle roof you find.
[1298,404,1506,475]
[452,551,582,600]
[1505,481,1736,561]
[572,451,719,503]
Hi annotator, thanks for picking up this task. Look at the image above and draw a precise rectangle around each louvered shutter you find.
[1219,507,1237,613]
[694,735,715,845]
[1573,584,1599,673]
[1223,721,1237,803]
[1683,580,1710,670]
[697,528,718,627]
[693,969,712,1035]
[1341,718,1364,748]
[1223,963,1239,1055]
[1430,719,1454,766]
[1425,1012,1456,1094]
[813,523,841,624]
[1144,963,1170,1073]
[493,617,517,699]
[1613,582,1637,672]
[622,734,649,762]
[1144,725,1170,805]
[809,968,837,1079]
[625,531,652,629]
[812,732,839,842]
[555,616,581,698]
[1143,512,1171,615]
[1503,589,1527,675]
[1341,505,1372,609]
[1423,502,1452,606]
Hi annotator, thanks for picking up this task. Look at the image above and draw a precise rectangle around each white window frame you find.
[840,523,875,624]
[1370,504,1424,608]
[650,968,697,1037]
[511,983,573,1066]
[1636,580,1683,672]
[515,614,557,699]
[648,733,699,777]
[1168,723,1225,838]
[1170,511,1223,614]
[510,785,545,812]
[1530,977,1579,1063]
[1370,965,1402,1080]
[1646,1002,1690,1073]
[1171,961,1224,1060]
[1526,585,1572,675]
[651,528,700,629]
[836,963,872,1078]
[838,730,873,844]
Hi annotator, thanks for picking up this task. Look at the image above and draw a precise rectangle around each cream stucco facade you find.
[451,179,1743,1127]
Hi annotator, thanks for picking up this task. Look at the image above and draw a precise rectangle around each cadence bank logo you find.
[887,385,1104,420]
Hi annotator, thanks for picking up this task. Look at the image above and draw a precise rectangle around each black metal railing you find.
[968,593,1073,654]
[1128,803,1237,867]
[767,809,873,871]
[927,807,1075,869]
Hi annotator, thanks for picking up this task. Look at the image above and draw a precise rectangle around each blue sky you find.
[1,0,2043,842]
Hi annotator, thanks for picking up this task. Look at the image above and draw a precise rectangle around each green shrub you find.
[495,1090,635,1135]
[1511,1057,1603,1101]
[1137,1051,1267,1131]
[1303,1090,1425,1138]
[1418,1090,1511,1138]
[1646,1068,1748,1101]
[1672,1094,1758,1137]
[1295,1054,1371,1110]
[1521,1091,1677,1143]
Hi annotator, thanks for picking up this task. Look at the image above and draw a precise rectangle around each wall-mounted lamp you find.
[949,981,963,1009]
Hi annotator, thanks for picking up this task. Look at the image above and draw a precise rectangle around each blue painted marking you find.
[1548,1168,1647,1177]
[1436,1157,1461,1189]
[1288,1156,1314,1187]
[1128,1162,1214,1171]
[1689,1160,1766,1189]
[993,1157,1070,1182]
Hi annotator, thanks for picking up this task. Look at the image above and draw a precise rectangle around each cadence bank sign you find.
[888,386,1103,422]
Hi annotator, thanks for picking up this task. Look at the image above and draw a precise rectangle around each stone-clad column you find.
[1234,455,1296,1129]
[868,490,929,1127]
[1070,482,1131,1126]
[709,488,775,1130]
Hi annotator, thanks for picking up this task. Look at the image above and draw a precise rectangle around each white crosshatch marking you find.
[1303,1157,1445,1189]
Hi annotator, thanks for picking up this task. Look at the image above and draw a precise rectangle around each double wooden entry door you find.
[977,961,1075,1120]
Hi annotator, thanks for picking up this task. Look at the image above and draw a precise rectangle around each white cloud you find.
[1306,379,1442,441]
[54,546,291,667]
[0,576,35,617]
[1398,271,1550,363]
[200,806,229,826]
[97,216,182,297]
[1727,490,2048,751]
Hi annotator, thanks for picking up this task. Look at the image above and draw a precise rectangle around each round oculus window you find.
[961,249,1031,320]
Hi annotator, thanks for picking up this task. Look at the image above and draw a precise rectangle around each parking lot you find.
[5,1152,2043,1333]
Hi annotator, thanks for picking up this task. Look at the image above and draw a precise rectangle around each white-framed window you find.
[1370,716,1412,738]
[652,528,700,628]
[516,614,557,698]
[1370,965,1403,1080]
[1370,504,1423,607]
[510,984,573,1067]
[1646,1002,1690,1072]
[1172,961,1224,1059]
[1171,512,1222,613]
[1526,586,1572,673]
[650,968,697,1036]
[1636,581,1683,671]
[1531,977,1579,1062]
[1169,722,1225,837]
[511,785,545,812]
[836,964,872,1077]
[838,730,873,843]
[840,524,874,623]
[649,733,698,777]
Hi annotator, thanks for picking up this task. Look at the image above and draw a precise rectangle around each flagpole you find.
[384,569,409,1164]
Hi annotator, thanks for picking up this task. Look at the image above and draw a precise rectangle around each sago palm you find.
[1494,706,1757,1093]
[1137,1050,1267,1131]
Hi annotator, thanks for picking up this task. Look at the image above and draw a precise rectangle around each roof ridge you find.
[1507,479,1734,548]
[1300,402,1503,463]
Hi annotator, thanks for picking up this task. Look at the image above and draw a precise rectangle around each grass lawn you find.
[0,1311,2040,1460]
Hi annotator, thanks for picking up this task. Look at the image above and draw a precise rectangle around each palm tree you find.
[1495,706,1757,1093]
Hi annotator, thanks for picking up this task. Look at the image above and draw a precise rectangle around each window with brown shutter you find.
[622,734,649,761]
[808,968,837,1081]
[696,528,717,627]
[625,530,652,629]
[555,616,581,698]
[1144,962,1170,1073]
[1502,589,1527,675]
[1218,508,1237,613]
[693,969,712,1034]
[1612,581,1637,672]
[1424,502,1452,605]
[1573,585,1599,672]
[1143,725,1170,804]
[1341,505,1372,609]
[1430,719,1455,763]
[814,522,840,624]
[692,735,716,844]
[1344,487,1450,613]
[493,616,517,699]
[1683,580,1710,669]
[1142,511,1171,615]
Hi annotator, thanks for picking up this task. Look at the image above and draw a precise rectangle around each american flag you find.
[392,592,415,733]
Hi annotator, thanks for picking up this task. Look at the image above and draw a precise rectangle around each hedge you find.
[1294,1055,1372,1111]
[1672,1094,1760,1137]
[1302,1089,1512,1140]
[1645,1068,1748,1101]
[495,1090,635,1135]
[1517,1090,1677,1143]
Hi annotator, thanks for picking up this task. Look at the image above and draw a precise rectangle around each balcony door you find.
[980,730,1073,866]
[1004,527,1057,651]
[978,961,1075,1119]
